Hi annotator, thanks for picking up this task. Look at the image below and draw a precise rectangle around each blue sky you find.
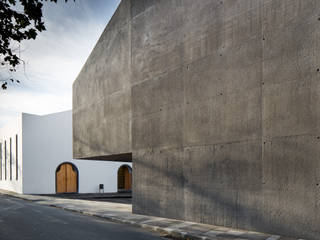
[0,0,121,127]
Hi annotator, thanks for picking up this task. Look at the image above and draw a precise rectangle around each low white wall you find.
[0,114,23,193]
[22,110,131,194]
[69,160,130,193]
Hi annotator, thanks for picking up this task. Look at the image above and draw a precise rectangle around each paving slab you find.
[0,190,302,240]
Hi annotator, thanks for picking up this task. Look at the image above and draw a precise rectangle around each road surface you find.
[0,195,169,240]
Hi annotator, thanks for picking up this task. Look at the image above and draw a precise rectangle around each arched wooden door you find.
[118,165,132,192]
[56,163,78,193]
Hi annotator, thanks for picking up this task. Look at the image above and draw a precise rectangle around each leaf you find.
[1,82,7,90]
[0,0,73,89]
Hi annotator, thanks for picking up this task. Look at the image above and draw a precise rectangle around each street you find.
[0,195,168,240]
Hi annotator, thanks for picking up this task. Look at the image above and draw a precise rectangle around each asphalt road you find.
[0,195,169,240]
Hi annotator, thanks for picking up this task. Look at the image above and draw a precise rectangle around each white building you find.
[0,110,132,194]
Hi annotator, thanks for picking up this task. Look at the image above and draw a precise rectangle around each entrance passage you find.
[56,162,78,193]
[118,165,132,192]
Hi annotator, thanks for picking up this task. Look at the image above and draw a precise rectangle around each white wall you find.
[22,110,131,194]
[0,114,23,193]
[74,160,131,193]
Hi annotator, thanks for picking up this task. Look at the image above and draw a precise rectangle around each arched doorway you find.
[118,165,132,192]
[56,162,78,193]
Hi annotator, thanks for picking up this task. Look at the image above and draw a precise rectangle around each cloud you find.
[0,0,121,127]
[0,89,71,115]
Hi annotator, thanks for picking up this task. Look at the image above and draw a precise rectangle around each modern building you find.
[0,110,132,194]
[72,1,320,239]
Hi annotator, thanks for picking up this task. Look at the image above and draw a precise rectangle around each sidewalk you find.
[38,192,132,204]
[0,190,299,240]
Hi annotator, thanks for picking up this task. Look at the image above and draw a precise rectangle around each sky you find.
[0,0,121,127]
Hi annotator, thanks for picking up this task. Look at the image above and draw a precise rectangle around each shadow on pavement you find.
[35,192,132,204]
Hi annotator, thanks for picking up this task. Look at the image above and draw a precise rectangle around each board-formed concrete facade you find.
[73,1,320,239]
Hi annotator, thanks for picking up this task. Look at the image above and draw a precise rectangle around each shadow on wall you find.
[72,126,319,239]
[73,129,130,159]
[132,144,319,240]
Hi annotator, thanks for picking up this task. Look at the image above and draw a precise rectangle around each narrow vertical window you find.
[16,135,18,180]
[4,140,7,180]
[0,142,2,180]
[10,138,12,180]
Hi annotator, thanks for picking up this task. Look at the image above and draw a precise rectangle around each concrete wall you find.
[0,115,23,193]
[73,0,132,160]
[22,111,131,194]
[73,1,320,239]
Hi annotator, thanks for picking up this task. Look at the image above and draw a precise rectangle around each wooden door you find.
[56,164,67,193]
[118,165,132,191]
[56,163,77,193]
[124,167,132,190]
[66,164,77,192]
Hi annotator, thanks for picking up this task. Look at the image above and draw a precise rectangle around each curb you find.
[53,204,205,240]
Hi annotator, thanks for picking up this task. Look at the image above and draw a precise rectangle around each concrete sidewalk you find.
[0,190,300,240]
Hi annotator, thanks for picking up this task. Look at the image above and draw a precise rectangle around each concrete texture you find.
[0,190,299,240]
[73,0,132,160]
[73,1,320,239]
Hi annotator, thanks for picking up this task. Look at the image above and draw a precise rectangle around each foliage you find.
[0,0,72,89]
